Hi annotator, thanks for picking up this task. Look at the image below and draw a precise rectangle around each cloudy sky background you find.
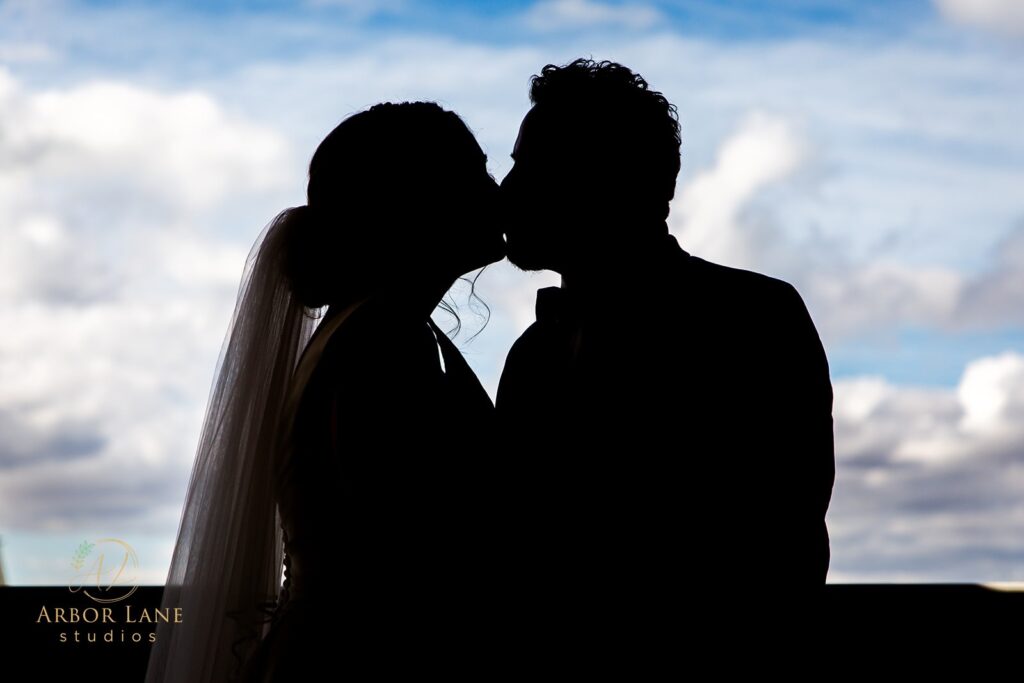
[0,0,1022,584]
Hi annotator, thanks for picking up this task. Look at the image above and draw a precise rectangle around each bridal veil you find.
[145,206,318,682]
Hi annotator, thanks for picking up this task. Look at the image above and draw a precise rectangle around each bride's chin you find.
[461,237,508,272]
[487,234,508,261]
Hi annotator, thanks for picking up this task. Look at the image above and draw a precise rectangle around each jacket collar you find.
[534,233,691,326]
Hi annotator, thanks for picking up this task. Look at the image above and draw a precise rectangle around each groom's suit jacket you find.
[495,232,835,620]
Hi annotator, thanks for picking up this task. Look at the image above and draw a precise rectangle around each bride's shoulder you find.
[318,298,424,371]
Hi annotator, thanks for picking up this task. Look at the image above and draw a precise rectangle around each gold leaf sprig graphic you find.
[71,540,95,571]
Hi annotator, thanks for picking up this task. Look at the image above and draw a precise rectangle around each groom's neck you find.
[559,228,672,299]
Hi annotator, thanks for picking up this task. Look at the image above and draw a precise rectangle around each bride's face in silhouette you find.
[425,125,506,279]
[306,104,506,307]
[367,111,506,291]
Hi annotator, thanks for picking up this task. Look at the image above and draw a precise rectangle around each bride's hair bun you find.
[281,204,334,310]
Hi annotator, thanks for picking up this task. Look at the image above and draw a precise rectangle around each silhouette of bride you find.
[145,102,507,682]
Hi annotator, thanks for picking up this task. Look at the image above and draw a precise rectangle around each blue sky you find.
[0,0,1022,584]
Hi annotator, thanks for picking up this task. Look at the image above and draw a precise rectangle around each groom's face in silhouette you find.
[500,104,633,274]
[500,105,600,273]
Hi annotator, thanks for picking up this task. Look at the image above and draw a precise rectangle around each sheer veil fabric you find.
[145,207,319,683]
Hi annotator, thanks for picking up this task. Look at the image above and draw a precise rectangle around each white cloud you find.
[958,351,1024,433]
[955,221,1024,328]
[523,0,662,31]
[829,352,1024,580]
[0,64,292,302]
[21,78,290,210]
[0,67,294,535]
[935,0,1024,37]
[673,111,805,270]
[803,261,966,341]
[669,108,1024,346]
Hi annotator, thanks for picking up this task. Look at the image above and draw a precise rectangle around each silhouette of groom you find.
[496,59,835,630]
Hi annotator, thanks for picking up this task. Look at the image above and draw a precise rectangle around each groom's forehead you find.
[515,105,589,157]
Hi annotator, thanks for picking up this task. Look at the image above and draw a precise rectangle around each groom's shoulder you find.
[677,251,803,313]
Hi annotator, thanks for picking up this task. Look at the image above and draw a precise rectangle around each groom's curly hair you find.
[528,58,682,216]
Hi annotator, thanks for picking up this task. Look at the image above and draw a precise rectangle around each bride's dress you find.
[238,297,500,679]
